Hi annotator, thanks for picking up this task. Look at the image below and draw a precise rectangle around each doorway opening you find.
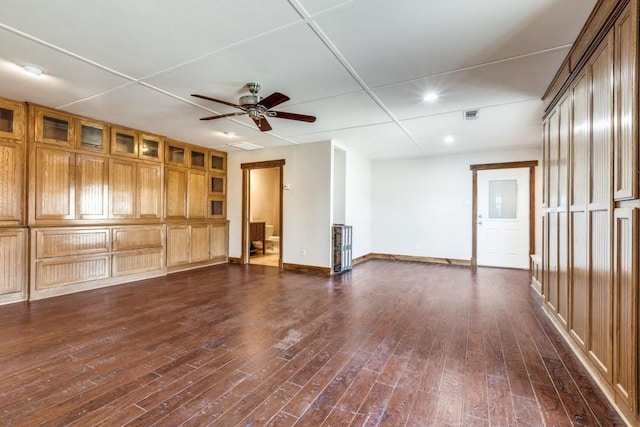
[470,160,538,268]
[241,160,284,267]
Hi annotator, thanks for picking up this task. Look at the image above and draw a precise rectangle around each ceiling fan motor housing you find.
[240,94,261,108]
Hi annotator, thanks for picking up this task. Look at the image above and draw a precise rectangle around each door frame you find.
[470,160,538,267]
[240,159,285,266]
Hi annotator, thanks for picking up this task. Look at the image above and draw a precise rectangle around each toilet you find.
[265,224,280,252]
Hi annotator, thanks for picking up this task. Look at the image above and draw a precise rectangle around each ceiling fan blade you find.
[258,92,290,110]
[271,111,316,123]
[200,112,246,121]
[252,116,272,132]
[192,94,242,109]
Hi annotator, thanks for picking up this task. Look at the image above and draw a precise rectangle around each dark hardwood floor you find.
[0,260,625,426]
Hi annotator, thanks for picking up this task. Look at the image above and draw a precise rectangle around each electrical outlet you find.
[300,249,306,256]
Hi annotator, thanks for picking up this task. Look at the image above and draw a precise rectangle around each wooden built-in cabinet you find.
[11,102,229,300]
[0,98,27,305]
[541,1,639,423]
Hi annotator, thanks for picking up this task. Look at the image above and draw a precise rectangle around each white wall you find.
[342,145,372,259]
[371,147,542,261]
[227,141,333,267]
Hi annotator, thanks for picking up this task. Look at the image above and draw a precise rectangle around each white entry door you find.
[477,167,529,269]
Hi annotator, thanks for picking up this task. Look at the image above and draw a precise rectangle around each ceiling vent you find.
[463,109,479,120]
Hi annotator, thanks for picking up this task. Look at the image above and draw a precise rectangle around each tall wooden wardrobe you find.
[542,0,639,423]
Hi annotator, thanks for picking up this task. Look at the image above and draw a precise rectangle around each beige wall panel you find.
[112,248,164,277]
[190,224,209,263]
[613,208,637,411]
[590,36,613,205]
[0,142,22,223]
[137,163,162,219]
[187,171,207,219]
[210,223,228,260]
[35,228,110,258]
[558,211,568,325]
[35,147,74,220]
[109,160,136,218]
[589,210,612,377]
[165,168,187,218]
[36,255,109,289]
[542,213,548,297]
[548,111,559,208]
[0,229,25,296]
[76,154,108,219]
[112,226,164,251]
[614,6,637,200]
[570,212,588,348]
[167,225,189,266]
[547,212,558,311]
[571,73,590,208]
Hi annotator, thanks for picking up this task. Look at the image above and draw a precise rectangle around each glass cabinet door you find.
[35,108,74,147]
[110,128,138,158]
[0,99,24,141]
[166,143,186,166]
[140,135,163,162]
[210,175,225,195]
[209,198,225,218]
[209,152,226,172]
[190,149,206,169]
[78,120,108,153]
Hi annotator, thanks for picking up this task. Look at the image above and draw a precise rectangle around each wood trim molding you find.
[227,257,242,264]
[361,253,472,267]
[241,159,285,170]
[470,160,538,267]
[282,263,332,275]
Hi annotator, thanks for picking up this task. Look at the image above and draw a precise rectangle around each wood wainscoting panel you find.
[34,147,75,220]
[112,248,164,277]
[612,207,637,412]
[112,225,164,251]
[109,159,136,219]
[547,212,559,312]
[76,154,108,219]
[137,163,162,219]
[35,228,110,258]
[0,229,26,300]
[0,142,23,224]
[210,222,228,261]
[167,225,190,266]
[35,255,110,289]
[190,224,210,263]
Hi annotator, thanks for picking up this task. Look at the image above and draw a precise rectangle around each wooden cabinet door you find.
[0,229,26,300]
[76,154,108,219]
[210,222,228,261]
[613,207,638,413]
[0,141,23,224]
[165,167,187,219]
[613,4,638,200]
[187,170,207,219]
[190,224,209,263]
[137,163,162,219]
[167,225,190,266]
[109,159,136,219]
[34,147,75,220]
[0,99,25,141]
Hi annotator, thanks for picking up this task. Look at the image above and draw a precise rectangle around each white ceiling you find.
[0,0,595,159]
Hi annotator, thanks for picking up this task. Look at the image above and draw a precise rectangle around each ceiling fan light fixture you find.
[23,64,44,76]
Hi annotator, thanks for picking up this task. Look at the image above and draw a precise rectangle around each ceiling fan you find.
[192,82,316,132]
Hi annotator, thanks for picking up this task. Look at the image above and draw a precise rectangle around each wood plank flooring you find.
[0,260,625,426]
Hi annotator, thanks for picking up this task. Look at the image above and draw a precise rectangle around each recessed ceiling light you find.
[423,92,438,102]
[444,135,455,144]
[23,64,44,76]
